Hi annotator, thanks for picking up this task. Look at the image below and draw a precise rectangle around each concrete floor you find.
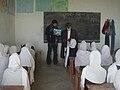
[31,53,73,90]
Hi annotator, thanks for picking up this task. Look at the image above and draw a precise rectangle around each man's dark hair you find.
[66,23,72,28]
[52,20,58,24]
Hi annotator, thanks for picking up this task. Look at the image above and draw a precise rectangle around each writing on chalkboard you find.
[44,12,100,43]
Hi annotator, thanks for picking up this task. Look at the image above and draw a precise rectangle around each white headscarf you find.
[26,42,32,50]
[26,43,35,59]
[115,49,120,66]
[3,45,9,57]
[29,49,35,59]
[1,53,30,90]
[75,40,90,67]
[0,52,9,84]
[9,46,17,55]
[90,41,97,51]
[107,49,120,83]
[69,39,77,48]
[81,50,106,88]
[113,69,120,90]
[19,47,35,84]
[101,45,113,66]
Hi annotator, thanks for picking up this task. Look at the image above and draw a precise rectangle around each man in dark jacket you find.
[60,23,78,59]
[45,20,59,65]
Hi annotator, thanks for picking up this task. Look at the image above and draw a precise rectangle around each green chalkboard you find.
[44,12,100,43]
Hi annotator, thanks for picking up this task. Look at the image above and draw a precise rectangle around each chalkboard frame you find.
[44,12,101,43]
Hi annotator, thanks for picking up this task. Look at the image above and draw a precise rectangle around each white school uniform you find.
[75,40,90,67]
[101,45,113,66]
[65,39,76,67]
[113,69,120,90]
[26,43,35,59]
[3,45,9,57]
[1,53,30,90]
[90,41,97,51]
[0,52,9,84]
[19,47,35,84]
[9,46,17,55]
[81,50,106,89]
[107,49,120,83]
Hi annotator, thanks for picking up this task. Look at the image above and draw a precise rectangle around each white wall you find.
[0,12,15,45]
[15,0,120,60]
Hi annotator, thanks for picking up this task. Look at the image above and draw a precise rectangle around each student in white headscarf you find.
[81,50,106,90]
[1,53,30,90]
[19,47,35,84]
[22,43,36,59]
[9,46,17,55]
[0,52,9,84]
[65,39,77,67]
[101,45,113,66]
[107,49,120,83]
[3,45,9,57]
[90,41,97,51]
[75,40,90,71]
[113,69,120,90]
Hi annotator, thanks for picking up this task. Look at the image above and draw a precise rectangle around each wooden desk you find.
[0,85,24,90]
[74,66,81,90]
[86,83,115,90]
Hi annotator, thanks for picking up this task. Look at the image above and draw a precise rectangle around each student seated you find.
[107,49,120,83]
[1,53,30,90]
[90,41,97,51]
[75,40,90,71]
[113,69,120,90]
[3,45,9,57]
[22,43,36,59]
[101,45,113,66]
[9,46,17,55]
[19,47,35,84]
[0,52,9,84]
[81,50,106,90]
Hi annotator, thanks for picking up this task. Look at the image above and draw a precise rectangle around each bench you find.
[86,83,115,90]
[0,85,24,90]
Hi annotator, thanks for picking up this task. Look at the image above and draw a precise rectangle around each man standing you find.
[45,20,58,66]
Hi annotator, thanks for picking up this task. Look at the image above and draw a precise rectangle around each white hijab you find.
[26,43,35,59]
[90,41,97,51]
[75,40,90,67]
[19,47,35,84]
[107,49,120,83]
[29,49,35,59]
[9,46,17,55]
[1,53,30,90]
[3,45,9,57]
[81,50,106,88]
[69,39,77,48]
[0,52,9,84]
[101,45,113,66]
[113,69,120,90]
[26,42,32,50]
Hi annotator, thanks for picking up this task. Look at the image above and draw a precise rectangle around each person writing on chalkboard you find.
[60,23,78,67]
[45,20,59,66]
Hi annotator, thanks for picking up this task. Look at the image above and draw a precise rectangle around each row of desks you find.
[0,85,24,90]
[67,57,116,90]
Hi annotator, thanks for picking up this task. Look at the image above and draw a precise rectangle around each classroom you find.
[0,0,120,90]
